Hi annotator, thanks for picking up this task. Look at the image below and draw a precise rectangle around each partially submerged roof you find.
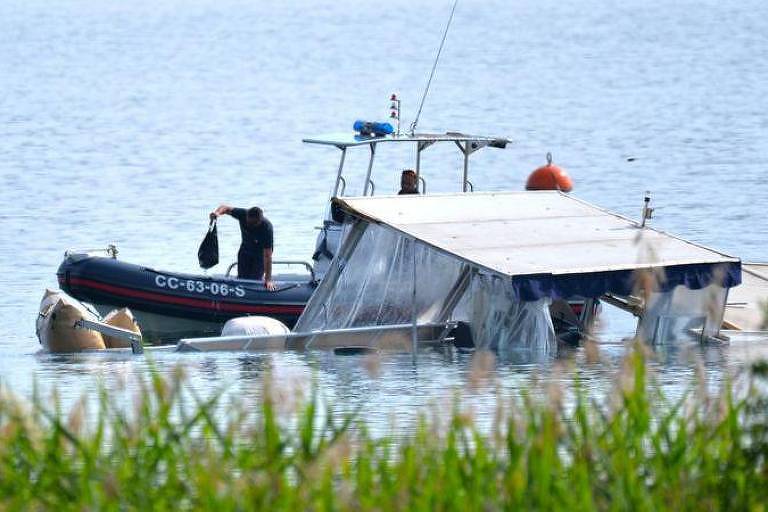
[334,191,741,300]
[303,132,510,149]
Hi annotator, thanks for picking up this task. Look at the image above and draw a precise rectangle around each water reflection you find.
[4,330,768,437]
[236,354,273,380]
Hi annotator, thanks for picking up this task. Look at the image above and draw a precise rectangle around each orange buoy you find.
[525,153,573,192]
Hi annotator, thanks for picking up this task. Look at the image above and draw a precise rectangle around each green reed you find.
[1,348,767,511]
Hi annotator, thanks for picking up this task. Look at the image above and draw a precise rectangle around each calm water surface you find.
[1,0,767,426]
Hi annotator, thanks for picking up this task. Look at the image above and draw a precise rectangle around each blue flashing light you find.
[353,120,394,137]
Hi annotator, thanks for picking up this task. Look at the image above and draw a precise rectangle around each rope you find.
[409,0,459,136]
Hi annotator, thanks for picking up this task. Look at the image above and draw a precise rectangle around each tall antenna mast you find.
[409,0,459,136]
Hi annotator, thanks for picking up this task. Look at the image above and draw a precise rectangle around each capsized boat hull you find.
[37,289,107,352]
[57,254,315,342]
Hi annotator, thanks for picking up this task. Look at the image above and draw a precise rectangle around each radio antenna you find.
[409,0,459,136]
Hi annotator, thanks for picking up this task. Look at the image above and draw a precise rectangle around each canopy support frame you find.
[411,239,418,363]
[363,143,377,196]
[435,264,474,342]
[332,147,347,197]
[415,140,437,182]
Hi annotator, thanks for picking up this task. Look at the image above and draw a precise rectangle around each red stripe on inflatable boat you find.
[66,277,304,315]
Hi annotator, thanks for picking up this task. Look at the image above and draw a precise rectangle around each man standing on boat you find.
[210,205,276,291]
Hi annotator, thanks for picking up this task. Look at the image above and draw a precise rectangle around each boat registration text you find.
[154,275,246,297]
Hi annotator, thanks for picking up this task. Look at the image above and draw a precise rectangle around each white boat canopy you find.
[292,191,741,351]
[332,191,740,289]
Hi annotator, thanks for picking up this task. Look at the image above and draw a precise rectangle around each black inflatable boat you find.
[57,250,316,342]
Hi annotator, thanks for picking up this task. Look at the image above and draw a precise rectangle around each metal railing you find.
[226,260,316,282]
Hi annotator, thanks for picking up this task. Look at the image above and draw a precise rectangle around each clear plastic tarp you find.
[636,283,728,343]
[452,273,556,355]
[296,221,557,353]
[298,222,463,330]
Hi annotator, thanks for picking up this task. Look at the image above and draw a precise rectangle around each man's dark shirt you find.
[398,188,419,195]
[229,208,274,279]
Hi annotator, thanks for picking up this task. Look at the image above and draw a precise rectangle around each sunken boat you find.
[177,191,743,354]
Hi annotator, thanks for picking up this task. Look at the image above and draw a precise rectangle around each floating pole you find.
[411,239,418,363]
[74,318,143,354]
[462,142,470,192]
[640,191,654,227]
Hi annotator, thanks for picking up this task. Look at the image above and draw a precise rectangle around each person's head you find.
[400,169,417,193]
[246,206,263,226]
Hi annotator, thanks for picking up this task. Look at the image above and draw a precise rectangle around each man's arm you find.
[263,248,276,291]
[210,204,233,219]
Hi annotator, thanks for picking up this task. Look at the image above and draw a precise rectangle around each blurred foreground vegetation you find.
[1,348,767,511]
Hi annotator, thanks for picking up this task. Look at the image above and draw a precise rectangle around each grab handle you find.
[226,260,316,282]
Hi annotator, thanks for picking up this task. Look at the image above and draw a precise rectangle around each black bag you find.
[198,219,219,269]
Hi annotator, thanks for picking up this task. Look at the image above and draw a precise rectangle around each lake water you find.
[1,0,767,426]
